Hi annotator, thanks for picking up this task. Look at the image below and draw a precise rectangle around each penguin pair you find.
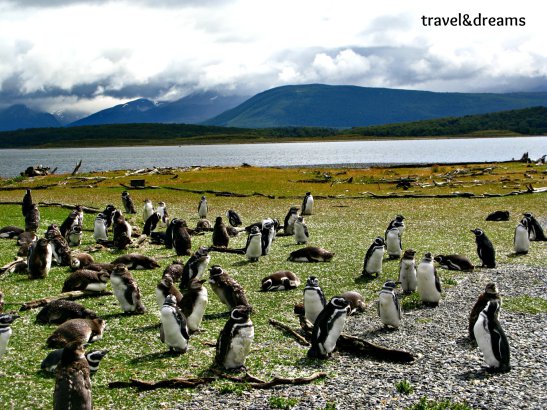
[109,264,145,314]
[473,300,510,372]
[0,313,19,358]
[471,228,496,268]
[522,212,546,241]
[377,281,401,329]
[307,296,350,359]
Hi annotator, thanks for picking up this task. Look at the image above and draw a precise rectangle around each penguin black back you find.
[53,341,92,410]
[22,189,33,217]
[471,228,496,268]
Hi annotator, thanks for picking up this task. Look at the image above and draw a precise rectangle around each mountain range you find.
[1,84,547,131]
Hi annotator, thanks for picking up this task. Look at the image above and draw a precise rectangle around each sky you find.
[0,0,545,117]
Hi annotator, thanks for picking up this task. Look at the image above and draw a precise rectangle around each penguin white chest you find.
[94,221,108,241]
[85,282,107,292]
[399,261,417,291]
[514,225,530,254]
[322,313,346,355]
[110,276,133,311]
[0,328,13,357]
[416,265,440,302]
[186,289,208,332]
[473,313,500,368]
[246,237,262,259]
[304,291,324,324]
[379,293,400,328]
[160,308,188,352]
[294,223,308,244]
[386,231,401,257]
[155,288,168,309]
[366,249,384,273]
[224,322,254,369]
[195,256,211,281]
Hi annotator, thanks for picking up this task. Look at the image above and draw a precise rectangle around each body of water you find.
[0,137,545,177]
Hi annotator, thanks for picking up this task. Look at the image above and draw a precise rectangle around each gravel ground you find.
[178,264,547,410]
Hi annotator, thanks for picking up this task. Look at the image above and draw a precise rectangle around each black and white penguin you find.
[212,216,230,248]
[59,207,82,239]
[142,212,161,236]
[101,204,117,230]
[377,281,401,329]
[36,300,98,325]
[226,209,243,227]
[214,305,254,370]
[341,291,366,315]
[67,225,83,247]
[157,201,169,227]
[245,226,262,262]
[471,228,496,268]
[111,253,160,270]
[293,216,309,245]
[121,191,137,214]
[47,318,106,348]
[159,295,190,354]
[301,192,314,215]
[0,313,19,358]
[468,283,501,341]
[260,218,276,255]
[386,215,405,238]
[62,269,110,293]
[522,212,546,241]
[198,196,208,219]
[0,225,24,239]
[433,254,475,271]
[261,271,301,291]
[112,210,133,249]
[109,264,146,314]
[416,252,442,306]
[303,276,327,325]
[473,300,510,372]
[209,265,249,310]
[93,213,109,242]
[385,225,402,259]
[283,206,299,236]
[180,247,211,289]
[155,274,183,309]
[172,219,192,256]
[42,347,108,374]
[398,249,417,294]
[22,188,33,217]
[27,238,52,279]
[70,253,95,271]
[142,199,155,224]
[162,260,185,283]
[307,296,350,359]
[180,279,209,333]
[46,224,72,266]
[287,246,335,262]
[486,210,510,221]
[361,237,385,277]
[53,342,93,410]
[25,203,40,232]
[514,219,530,255]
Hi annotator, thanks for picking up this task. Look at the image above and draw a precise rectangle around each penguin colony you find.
[0,187,543,408]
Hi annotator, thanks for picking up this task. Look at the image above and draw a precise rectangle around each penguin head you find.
[522,212,533,218]
[163,294,178,307]
[122,191,128,198]
[306,276,320,287]
[36,238,49,249]
[209,265,224,278]
[520,218,529,228]
[330,296,351,313]
[433,254,444,263]
[201,195,206,200]
[382,280,397,290]
[0,313,20,327]
[296,216,304,223]
[86,349,109,367]
[188,278,206,291]
[161,274,174,288]
[230,305,252,322]
[392,221,403,228]
[485,282,499,295]
[395,215,405,222]
[471,228,484,237]
[98,271,111,283]
[290,206,299,213]
[111,264,128,277]
[261,278,273,291]
[96,213,106,221]
[373,237,385,247]
[484,300,501,317]
[195,246,210,257]
[305,192,311,196]
[422,252,433,262]
[250,225,260,234]
[404,249,416,259]
[215,216,223,225]
[61,341,86,364]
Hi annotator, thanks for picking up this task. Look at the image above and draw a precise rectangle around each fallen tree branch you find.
[207,246,246,254]
[337,334,417,363]
[269,318,310,346]
[108,377,215,391]
[71,160,83,176]
[20,290,113,311]
[248,372,327,389]
[0,257,25,276]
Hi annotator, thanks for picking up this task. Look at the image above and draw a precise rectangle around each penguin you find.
[46,224,72,266]
[0,313,19,358]
[433,254,475,271]
[303,276,327,325]
[522,212,546,241]
[180,247,211,289]
[226,209,243,227]
[17,230,36,245]
[245,226,262,262]
[385,225,402,259]
[27,238,52,279]
[109,264,146,314]
[67,225,82,247]
[283,206,299,235]
[180,279,208,333]
[60,207,82,239]
[142,199,155,224]
[101,204,117,229]
[214,305,254,370]
[260,218,276,255]
[301,192,314,215]
[155,274,183,309]
[47,318,106,348]
[156,201,169,227]
[208,265,249,310]
[514,219,530,255]
[42,347,109,374]
[53,342,92,410]
[416,252,442,306]
[172,219,192,256]
[36,300,98,325]
[81,263,115,274]
[93,213,109,242]
[398,249,417,294]
[142,212,161,236]
[486,210,510,221]
[25,203,40,232]
[159,295,190,354]
[111,253,160,270]
[70,253,95,271]
[377,281,401,329]
[195,219,212,232]
[293,216,309,245]
[471,228,496,268]
[164,217,179,248]
[121,191,137,214]
[386,215,405,238]
[261,271,301,291]
[0,226,24,239]
[62,269,110,292]
[361,237,385,277]
[198,196,208,219]
[112,210,132,249]
[473,300,510,372]
[468,283,501,341]
[341,291,366,315]
[307,296,350,359]
[212,216,230,248]
[22,188,33,217]
[163,260,185,283]
[287,246,335,262]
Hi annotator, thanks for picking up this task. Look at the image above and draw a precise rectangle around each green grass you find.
[503,295,547,314]
[406,397,472,410]
[396,379,414,395]
[268,396,299,409]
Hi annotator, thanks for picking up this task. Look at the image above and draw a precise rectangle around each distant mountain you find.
[0,104,62,131]
[69,92,248,127]
[203,84,547,128]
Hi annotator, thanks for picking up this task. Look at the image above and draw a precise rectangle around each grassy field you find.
[0,161,545,409]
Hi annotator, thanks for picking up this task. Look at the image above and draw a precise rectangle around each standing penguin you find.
[377,281,401,329]
[398,249,417,294]
[155,274,183,309]
[473,300,510,372]
[121,191,137,214]
[303,276,327,325]
[522,212,547,241]
[53,342,92,410]
[283,206,299,236]
[46,224,72,266]
[157,201,169,227]
[94,213,109,242]
[0,313,19,358]
[25,203,40,232]
[514,219,530,255]
[67,225,83,247]
[112,210,132,250]
[361,237,385,278]
[163,217,178,249]
[22,188,33,217]
[468,283,501,341]
[471,228,496,268]
[226,209,242,227]
[159,295,190,354]
[60,207,82,239]
[308,296,350,359]
[180,279,208,333]
[142,199,155,224]
[245,226,262,262]
[301,192,314,215]
[109,264,145,314]
[172,219,192,256]
[416,252,442,306]
[198,196,208,219]
[212,216,230,248]
[260,218,276,255]
[27,238,52,279]
[208,265,249,310]
[385,225,402,259]
[215,305,254,370]
[386,215,405,238]
[293,216,309,245]
[180,247,211,289]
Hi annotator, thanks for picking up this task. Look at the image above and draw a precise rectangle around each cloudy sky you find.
[0,0,545,117]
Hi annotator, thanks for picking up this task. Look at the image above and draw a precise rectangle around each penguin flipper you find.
[394,295,401,319]
[434,272,442,294]
[159,323,165,343]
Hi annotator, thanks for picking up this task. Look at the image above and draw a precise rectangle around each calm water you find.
[0,137,545,177]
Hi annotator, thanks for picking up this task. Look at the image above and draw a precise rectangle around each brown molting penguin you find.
[0,226,24,239]
[27,238,52,279]
[208,265,249,311]
[53,341,92,410]
[25,203,40,232]
[109,264,146,314]
[155,274,183,309]
[180,279,208,333]
[180,247,211,289]
[47,318,106,348]
[434,254,475,271]
[212,216,230,248]
[62,269,110,293]
[46,224,73,266]
[261,271,301,291]
[172,219,192,256]
[341,290,367,315]
[36,300,98,325]
[112,210,132,250]
[59,206,83,239]
[468,282,501,341]
[111,253,159,270]
[287,246,335,262]
[162,261,184,283]
[22,189,33,217]
[70,253,95,271]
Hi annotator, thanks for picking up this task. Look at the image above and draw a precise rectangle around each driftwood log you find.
[0,257,25,276]
[20,290,113,311]
[109,377,215,391]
